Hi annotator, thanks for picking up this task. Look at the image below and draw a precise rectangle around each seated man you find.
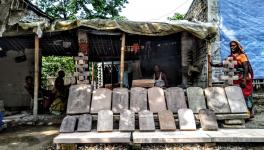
[153,64,168,88]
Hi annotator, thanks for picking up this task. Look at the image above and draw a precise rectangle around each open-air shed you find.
[0,0,217,114]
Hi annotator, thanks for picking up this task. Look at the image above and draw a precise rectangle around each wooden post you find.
[92,62,94,82]
[207,41,212,87]
[33,35,40,116]
[120,33,126,87]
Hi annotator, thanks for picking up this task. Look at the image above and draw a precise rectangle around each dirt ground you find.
[0,125,59,150]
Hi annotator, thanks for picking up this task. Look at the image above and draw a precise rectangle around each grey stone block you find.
[119,109,135,131]
[97,110,113,132]
[54,130,131,143]
[204,87,231,113]
[77,114,92,132]
[158,110,176,131]
[130,87,147,113]
[112,88,129,113]
[225,86,248,113]
[90,88,112,113]
[178,108,196,131]
[60,115,77,133]
[187,87,207,113]
[139,110,155,131]
[165,87,187,113]
[199,109,218,131]
[133,130,211,143]
[225,119,245,125]
[67,84,92,114]
[148,87,166,113]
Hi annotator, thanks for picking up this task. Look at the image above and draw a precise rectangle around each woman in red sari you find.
[212,40,254,118]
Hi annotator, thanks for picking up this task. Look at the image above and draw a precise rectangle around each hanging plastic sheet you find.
[220,0,264,79]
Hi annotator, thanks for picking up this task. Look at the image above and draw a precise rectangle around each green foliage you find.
[167,12,184,21]
[112,15,128,21]
[41,56,75,88]
[36,0,128,20]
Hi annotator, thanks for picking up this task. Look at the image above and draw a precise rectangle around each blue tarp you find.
[219,0,264,79]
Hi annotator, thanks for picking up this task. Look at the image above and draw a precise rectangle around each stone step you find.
[133,129,264,143]
[54,129,264,144]
[54,130,131,144]
[204,129,264,142]
[133,130,211,143]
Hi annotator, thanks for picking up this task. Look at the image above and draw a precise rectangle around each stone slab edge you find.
[54,131,131,143]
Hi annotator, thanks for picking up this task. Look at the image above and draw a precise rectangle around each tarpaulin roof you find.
[16,19,217,39]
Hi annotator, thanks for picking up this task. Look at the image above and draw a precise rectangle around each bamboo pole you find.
[92,62,94,81]
[207,41,212,87]
[33,35,40,116]
[120,33,126,87]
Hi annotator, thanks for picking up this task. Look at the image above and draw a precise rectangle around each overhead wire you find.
[148,0,192,21]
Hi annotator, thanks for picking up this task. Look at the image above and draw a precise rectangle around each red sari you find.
[231,53,254,97]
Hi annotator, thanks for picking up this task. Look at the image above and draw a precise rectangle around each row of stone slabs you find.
[67,85,248,115]
[60,109,218,133]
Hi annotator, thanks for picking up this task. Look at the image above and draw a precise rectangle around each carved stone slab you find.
[97,110,113,132]
[130,87,148,113]
[67,84,92,114]
[158,110,176,131]
[204,87,231,113]
[60,115,77,133]
[138,110,155,131]
[187,87,207,113]
[148,87,167,113]
[119,109,135,131]
[225,86,248,113]
[199,109,218,131]
[77,114,92,132]
[112,88,129,113]
[90,88,112,113]
[165,87,187,113]
[178,108,196,131]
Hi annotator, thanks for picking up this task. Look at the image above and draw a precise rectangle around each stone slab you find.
[90,88,112,113]
[130,87,148,113]
[187,87,207,113]
[139,110,155,131]
[112,88,129,113]
[148,87,167,113]
[119,109,135,131]
[178,108,196,131]
[204,129,264,142]
[225,119,245,125]
[225,86,248,113]
[77,114,92,132]
[60,116,77,133]
[97,110,113,132]
[199,109,218,131]
[133,130,211,143]
[204,87,231,113]
[165,87,187,113]
[222,124,246,129]
[54,130,131,143]
[216,113,249,120]
[67,84,92,114]
[158,110,176,131]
